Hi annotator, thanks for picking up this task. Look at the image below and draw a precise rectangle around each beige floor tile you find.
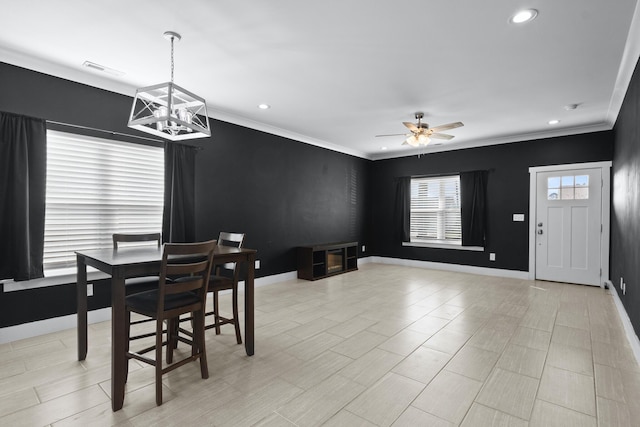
[596,397,633,427]
[422,329,471,354]
[392,346,450,384]
[442,314,487,335]
[346,373,425,427]
[444,345,500,381]
[339,348,404,387]
[406,315,450,336]
[496,343,546,378]
[365,317,414,337]
[475,368,539,419]
[392,406,453,427]
[594,363,625,402]
[331,330,388,359]
[377,329,431,356]
[509,326,551,351]
[460,403,528,427]
[466,327,512,353]
[323,410,377,427]
[279,350,353,390]
[0,388,39,418]
[551,324,591,350]
[427,304,466,320]
[0,360,26,381]
[326,316,378,338]
[278,374,365,426]
[412,370,483,424]
[0,385,109,427]
[546,342,593,376]
[285,317,340,340]
[529,399,597,427]
[284,332,344,361]
[520,308,556,332]
[538,365,596,416]
[555,310,589,331]
[253,412,297,426]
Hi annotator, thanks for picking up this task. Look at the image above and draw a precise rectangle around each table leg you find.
[111,272,126,411]
[77,255,88,361]
[245,253,255,356]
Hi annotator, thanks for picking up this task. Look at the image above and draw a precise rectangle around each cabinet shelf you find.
[297,241,358,281]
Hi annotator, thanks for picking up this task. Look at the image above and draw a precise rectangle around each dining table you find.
[75,244,257,411]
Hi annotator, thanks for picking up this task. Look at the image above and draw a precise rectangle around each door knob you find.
[538,230,543,235]
[537,222,543,227]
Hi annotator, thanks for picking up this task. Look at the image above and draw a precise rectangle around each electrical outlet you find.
[362,245,366,252]
[87,284,93,297]
[489,253,496,261]
[255,260,260,269]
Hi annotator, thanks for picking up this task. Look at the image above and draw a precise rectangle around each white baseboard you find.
[0,271,300,345]
[368,256,530,280]
[605,280,640,366]
[0,308,111,345]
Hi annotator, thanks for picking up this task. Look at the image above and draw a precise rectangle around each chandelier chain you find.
[170,35,175,83]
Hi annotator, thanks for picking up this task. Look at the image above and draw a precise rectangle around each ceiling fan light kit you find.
[375,112,464,149]
[127,31,211,141]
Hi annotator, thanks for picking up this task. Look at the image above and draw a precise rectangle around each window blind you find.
[410,175,461,243]
[44,131,164,272]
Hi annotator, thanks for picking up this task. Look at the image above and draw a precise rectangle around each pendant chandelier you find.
[127,31,211,141]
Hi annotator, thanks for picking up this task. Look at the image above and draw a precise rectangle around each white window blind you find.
[44,131,164,273]
[410,175,461,244]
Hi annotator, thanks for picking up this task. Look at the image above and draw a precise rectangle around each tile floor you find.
[1,263,639,426]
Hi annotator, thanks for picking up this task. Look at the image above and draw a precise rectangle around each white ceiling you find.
[1,0,639,160]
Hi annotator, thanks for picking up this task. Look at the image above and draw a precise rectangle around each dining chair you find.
[124,239,217,406]
[206,232,245,344]
[113,232,162,295]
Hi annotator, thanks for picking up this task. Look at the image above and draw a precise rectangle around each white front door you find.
[535,168,602,286]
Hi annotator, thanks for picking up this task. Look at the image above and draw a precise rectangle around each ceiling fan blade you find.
[403,122,420,132]
[429,121,464,133]
[375,133,410,137]
[430,133,455,140]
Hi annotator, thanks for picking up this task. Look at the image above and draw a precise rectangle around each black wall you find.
[0,62,369,327]
[611,56,640,336]
[370,133,613,271]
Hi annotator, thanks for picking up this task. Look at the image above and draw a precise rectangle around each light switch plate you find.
[513,213,525,222]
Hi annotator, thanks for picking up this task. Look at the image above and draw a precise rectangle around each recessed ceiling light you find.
[510,9,538,24]
[548,119,560,125]
[257,104,270,110]
[381,146,388,150]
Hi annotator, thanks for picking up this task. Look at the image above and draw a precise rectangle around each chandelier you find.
[127,31,211,141]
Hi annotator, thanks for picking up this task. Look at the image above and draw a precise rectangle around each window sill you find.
[402,241,485,251]
[2,269,110,292]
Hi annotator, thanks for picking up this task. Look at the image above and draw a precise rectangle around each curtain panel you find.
[394,177,411,242]
[0,112,47,280]
[460,170,488,247]
[162,143,196,243]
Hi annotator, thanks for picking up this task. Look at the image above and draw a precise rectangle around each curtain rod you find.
[46,120,164,144]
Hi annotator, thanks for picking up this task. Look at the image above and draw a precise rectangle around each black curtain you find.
[162,143,196,243]
[460,170,488,247]
[0,112,47,281]
[394,177,411,242]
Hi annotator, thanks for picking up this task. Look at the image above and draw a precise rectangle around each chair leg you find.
[166,318,176,364]
[232,286,242,344]
[125,309,131,383]
[155,318,164,406]
[213,291,221,335]
[194,310,209,379]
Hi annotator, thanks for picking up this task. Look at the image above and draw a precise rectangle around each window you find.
[410,175,461,245]
[547,175,589,200]
[44,131,164,274]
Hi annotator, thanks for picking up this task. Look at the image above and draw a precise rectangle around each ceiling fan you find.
[376,112,464,147]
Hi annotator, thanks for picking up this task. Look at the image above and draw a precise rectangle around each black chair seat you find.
[126,289,200,315]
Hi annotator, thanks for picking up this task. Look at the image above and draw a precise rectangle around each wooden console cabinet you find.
[297,241,358,280]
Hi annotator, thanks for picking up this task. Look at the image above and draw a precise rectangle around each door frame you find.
[528,161,612,287]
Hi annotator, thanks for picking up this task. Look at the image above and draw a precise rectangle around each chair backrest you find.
[158,240,217,312]
[113,232,162,250]
[217,232,245,273]
[218,232,245,248]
